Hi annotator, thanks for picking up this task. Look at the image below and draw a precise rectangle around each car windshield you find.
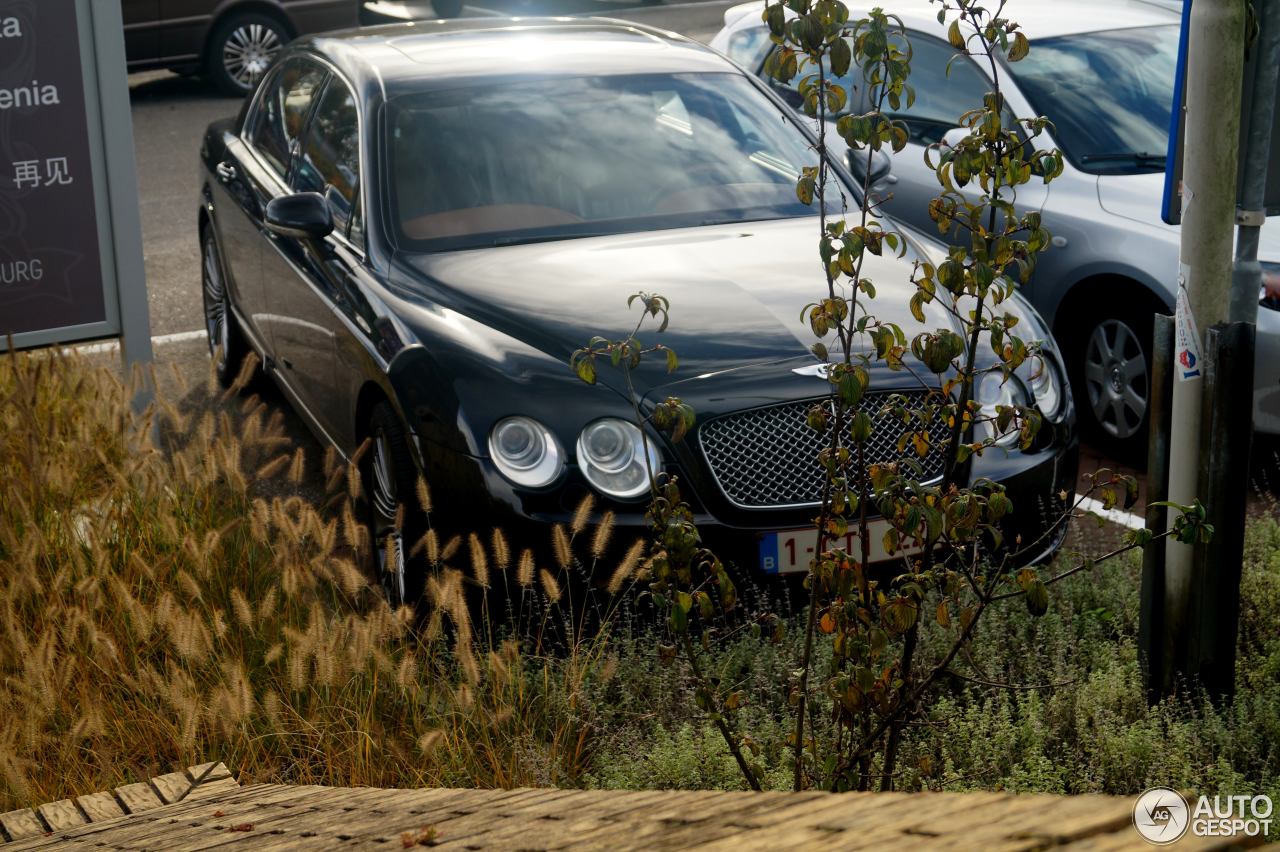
[387,73,841,250]
[1011,25,1178,174]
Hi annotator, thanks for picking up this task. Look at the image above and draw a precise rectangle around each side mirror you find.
[265,192,333,240]
[845,148,896,188]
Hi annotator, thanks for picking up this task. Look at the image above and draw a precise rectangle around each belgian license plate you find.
[759,520,922,574]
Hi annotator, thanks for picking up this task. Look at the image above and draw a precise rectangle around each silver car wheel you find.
[201,236,229,372]
[222,23,282,89]
[1083,318,1149,440]
[371,430,407,605]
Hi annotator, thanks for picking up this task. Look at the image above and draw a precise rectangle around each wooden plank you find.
[150,770,195,804]
[185,762,234,785]
[33,800,86,831]
[113,781,165,814]
[75,790,125,822]
[1000,793,1137,845]
[0,809,46,841]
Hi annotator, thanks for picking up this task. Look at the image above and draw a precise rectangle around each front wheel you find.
[1072,310,1154,464]
[363,402,426,608]
[201,229,248,387]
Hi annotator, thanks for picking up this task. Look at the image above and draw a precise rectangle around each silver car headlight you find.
[976,371,1031,447]
[1027,353,1063,419]
[576,418,660,500]
[489,416,563,488]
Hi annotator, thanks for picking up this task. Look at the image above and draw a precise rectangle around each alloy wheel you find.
[1083,318,1149,440]
[370,428,407,606]
[201,237,229,373]
[222,23,282,90]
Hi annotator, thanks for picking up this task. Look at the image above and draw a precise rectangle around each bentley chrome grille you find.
[697,391,944,509]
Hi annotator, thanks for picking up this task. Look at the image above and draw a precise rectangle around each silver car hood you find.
[1096,172,1280,261]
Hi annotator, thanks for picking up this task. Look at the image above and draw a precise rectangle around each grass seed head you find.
[592,511,616,559]
[570,494,595,535]
[539,569,563,604]
[517,549,535,588]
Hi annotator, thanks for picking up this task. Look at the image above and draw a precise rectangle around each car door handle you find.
[216,161,237,183]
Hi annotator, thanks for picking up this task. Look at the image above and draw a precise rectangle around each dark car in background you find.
[196,18,1079,605]
[121,0,359,95]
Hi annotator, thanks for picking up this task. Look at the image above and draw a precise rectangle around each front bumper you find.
[418,422,1080,580]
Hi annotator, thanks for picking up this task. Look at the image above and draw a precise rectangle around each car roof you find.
[297,17,738,93]
[722,0,1179,40]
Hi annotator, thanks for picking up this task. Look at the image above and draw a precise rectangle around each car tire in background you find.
[362,401,427,609]
[201,230,249,388]
[1063,296,1163,466]
[206,12,291,97]
[431,0,465,19]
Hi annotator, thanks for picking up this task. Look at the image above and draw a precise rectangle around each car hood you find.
[394,217,957,397]
[1096,172,1280,260]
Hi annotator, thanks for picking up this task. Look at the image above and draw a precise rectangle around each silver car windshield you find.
[1012,25,1179,175]
[387,73,845,250]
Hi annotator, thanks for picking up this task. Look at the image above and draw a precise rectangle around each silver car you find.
[712,0,1280,458]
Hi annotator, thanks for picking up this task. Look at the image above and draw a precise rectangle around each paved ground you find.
[122,0,1276,542]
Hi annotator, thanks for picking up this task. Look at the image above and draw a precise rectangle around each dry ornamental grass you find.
[0,351,639,810]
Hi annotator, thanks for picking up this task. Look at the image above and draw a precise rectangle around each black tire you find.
[431,0,465,18]
[205,12,289,98]
[200,229,249,388]
[363,401,427,608]
[1063,299,1160,465]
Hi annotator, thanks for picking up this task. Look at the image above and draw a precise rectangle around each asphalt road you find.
[123,0,1277,532]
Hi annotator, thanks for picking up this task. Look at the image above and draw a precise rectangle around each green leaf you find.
[1025,579,1049,617]
[1007,32,1030,62]
[572,353,597,385]
[947,19,964,49]
[665,347,679,374]
[830,36,852,78]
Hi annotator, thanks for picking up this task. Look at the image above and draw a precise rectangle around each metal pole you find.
[1139,314,1174,701]
[85,0,154,410]
[1231,0,1280,324]
[1163,0,1247,652]
[1188,322,1255,702]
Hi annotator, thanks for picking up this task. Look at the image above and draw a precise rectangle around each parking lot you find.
[124,0,1279,539]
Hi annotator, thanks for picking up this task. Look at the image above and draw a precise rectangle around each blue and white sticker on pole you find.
[1175,264,1203,382]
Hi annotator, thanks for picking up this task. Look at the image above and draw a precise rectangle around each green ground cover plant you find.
[1,351,1275,811]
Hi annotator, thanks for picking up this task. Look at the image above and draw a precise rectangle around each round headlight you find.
[577,418,660,500]
[976,371,1030,446]
[1028,354,1062,418]
[488,417,563,488]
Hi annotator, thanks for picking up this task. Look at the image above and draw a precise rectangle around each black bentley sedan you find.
[197,18,1079,604]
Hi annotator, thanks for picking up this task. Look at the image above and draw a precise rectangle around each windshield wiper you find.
[489,232,611,247]
[1080,151,1167,167]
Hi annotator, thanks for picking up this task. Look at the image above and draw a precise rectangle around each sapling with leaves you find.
[572,294,767,790]
[760,0,1211,793]
[569,0,1210,796]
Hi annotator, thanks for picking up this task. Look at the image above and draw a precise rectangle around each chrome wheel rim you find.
[370,430,406,605]
[201,237,229,372]
[222,23,281,89]
[1083,318,1149,440]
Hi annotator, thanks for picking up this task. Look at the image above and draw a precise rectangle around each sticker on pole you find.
[1174,267,1202,382]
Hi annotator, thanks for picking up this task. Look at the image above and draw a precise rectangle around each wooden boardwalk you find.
[1,764,1274,850]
